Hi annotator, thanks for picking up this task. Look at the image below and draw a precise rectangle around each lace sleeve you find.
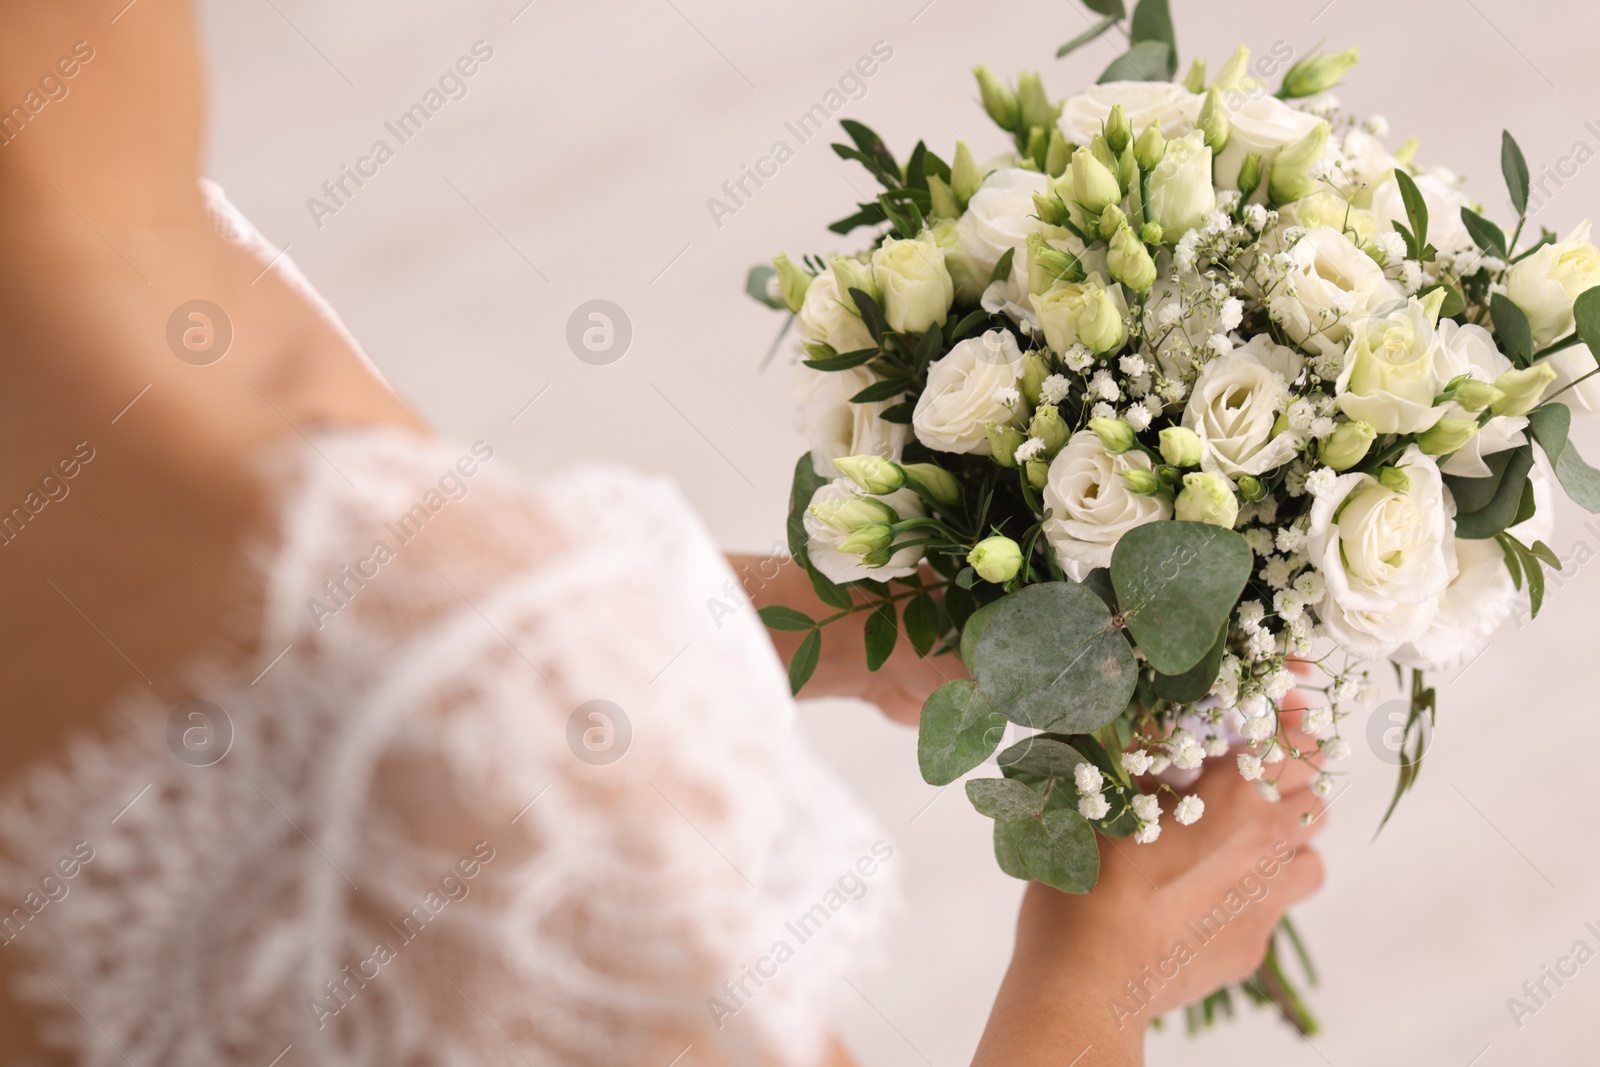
[0,430,896,1067]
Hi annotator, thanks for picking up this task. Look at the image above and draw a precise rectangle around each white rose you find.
[1335,297,1448,434]
[803,480,925,584]
[872,231,955,334]
[912,328,1025,454]
[1305,445,1451,659]
[1506,221,1600,348]
[1145,130,1216,240]
[1271,226,1403,359]
[1432,321,1527,478]
[1182,335,1305,477]
[796,268,874,354]
[792,362,910,479]
[1395,472,1553,670]
[1058,81,1203,146]
[1214,94,1327,193]
[1042,430,1172,581]
[1370,168,1475,258]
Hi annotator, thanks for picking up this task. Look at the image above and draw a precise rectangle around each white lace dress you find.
[0,192,895,1067]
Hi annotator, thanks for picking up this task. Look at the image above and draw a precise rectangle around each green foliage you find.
[788,629,821,694]
[1110,522,1253,675]
[1126,0,1178,78]
[966,777,1045,820]
[864,598,899,670]
[1528,402,1600,513]
[1502,130,1530,217]
[1014,809,1099,893]
[1460,206,1507,258]
[832,119,902,190]
[1058,14,1120,58]
[996,733,1092,779]
[903,592,941,656]
[1098,40,1172,84]
[1573,285,1600,357]
[802,347,879,372]
[969,582,1138,733]
[1390,169,1432,262]
[758,605,815,631]
[1376,669,1435,835]
[1153,622,1227,703]
[1489,294,1533,366]
[1449,443,1535,539]
[1419,282,1465,320]
[918,680,1007,785]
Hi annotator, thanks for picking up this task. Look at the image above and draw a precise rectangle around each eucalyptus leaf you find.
[1153,622,1228,704]
[1527,403,1600,513]
[1017,809,1099,893]
[1502,130,1530,217]
[918,680,1007,785]
[1128,0,1178,76]
[970,582,1137,733]
[997,734,1091,781]
[1490,293,1534,367]
[1058,13,1121,58]
[1098,40,1172,84]
[993,819,1030,879]
[1081,0,1126,17]
[1453,444,1534,538]
[1110,522,1253,675]
[1393,169,1429,257]
[1460,207,1508,258]
[1443,446,1518,514]
[1573,286,1600,355]
[960,597,1005,670]
[966,777,1046,821]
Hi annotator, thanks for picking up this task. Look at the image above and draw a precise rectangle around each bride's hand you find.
[972,714,1330,1066]
[730,554,963,725]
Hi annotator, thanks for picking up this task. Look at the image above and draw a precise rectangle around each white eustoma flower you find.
[1182,334,1305,477]
[1370,167,1476,257]
[1145,131,1217,240]
[1271,226,1403,359]
[956,169,1096,326]
[1058,81,1203,146]
[1214,93,1329,193]
[1395,471,1554,670]
[796,266,875,354]
[871,231,955,334]
[1042,430,1173,581]
[1338,129,1401,199]
[1305,445,1452,659]
[1432,321,1528,478]
[912,329,1026,455]
[1335,297,1449,435]
[1506,221,1600,348]
[802,479,924,584]
[792,362,910,479]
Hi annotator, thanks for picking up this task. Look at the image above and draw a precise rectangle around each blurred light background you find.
[199,0,1600,1062]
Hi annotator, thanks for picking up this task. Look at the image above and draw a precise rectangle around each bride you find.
[0,3,1326,1063]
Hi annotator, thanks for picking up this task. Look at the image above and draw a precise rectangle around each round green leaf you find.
[1110,521,1253,676]
[966,778,1044,821]
[997,734,1091,782]
[917,680,1007,786]
[970,583,1137,734]
[959,597,1004,670]
[1018,809,1099,893]
[1153,623,1228,704]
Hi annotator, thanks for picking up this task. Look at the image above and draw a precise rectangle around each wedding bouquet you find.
[749,0,1600,1032]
